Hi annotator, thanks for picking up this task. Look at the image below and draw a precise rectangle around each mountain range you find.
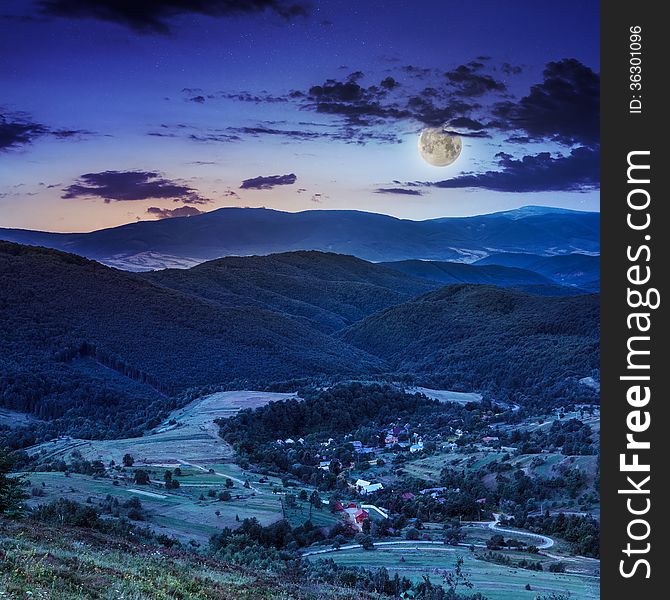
[0,205,599,271]
[1,241,599,439]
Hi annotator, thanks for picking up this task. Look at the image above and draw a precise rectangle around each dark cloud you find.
[400,65,434,79]
[181,58,597,150]
[445,64,506,97]
[305,78,411,127]
[147,205,203,219]
[0,114,47,150]
[379,77,399,90]
[240,173,297,190]
[187,132,242,143]
[501,62,523,76]
[38,0,310,34]
[424,146,599,193]
[62,170,210,203]
[493,59,599,146]
[405,94,477,128]
[219,91,288,104]
[1,111,90,151]
[374,187,423,196]
[229,125,321,141]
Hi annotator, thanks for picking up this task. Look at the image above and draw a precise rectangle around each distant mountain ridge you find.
[475,252,600,291]
[0,205,600,271]
[381,257,596,295]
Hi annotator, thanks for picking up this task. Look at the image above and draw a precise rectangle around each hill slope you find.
[475,253,600,290]
[0,242,383,437]
[341,285,599,406]
[0,518,380,600]
[0,206,600,270]
[144,251,437,332]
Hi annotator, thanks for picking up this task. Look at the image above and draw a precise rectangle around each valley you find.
[16,387,600,599]
[0,223,601,600]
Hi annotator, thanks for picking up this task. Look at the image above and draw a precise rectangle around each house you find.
[482,436,499,443]
[332,501,345,512]
[400,492,415,501]
[419,487,449,497]
[351,441,363,449]
[409,441,424,453]
[361,504,389,519]
[343,506,370,531]
[361,483,383,494]
[353,509,369,524]
[284,438,295,445]
[476,497,487,504]
[385,435,399,445]
[355,479,384,494]
[319,461,331,471]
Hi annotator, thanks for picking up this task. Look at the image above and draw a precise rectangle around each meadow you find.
[322,544,599,600]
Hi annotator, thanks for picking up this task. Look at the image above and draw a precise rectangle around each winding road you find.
[302,514,554,558]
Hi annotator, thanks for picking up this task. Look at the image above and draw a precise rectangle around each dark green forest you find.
[1,242,599,444]
[341,285,599,409]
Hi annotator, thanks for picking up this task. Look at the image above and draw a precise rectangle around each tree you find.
[219,490,232,501]
[406,527,420,541]
[443,556,473,594]
[133,469,150,485]
[0,447,28,517]
[225,478,234,489]
[444,524,465,545]
[299,489,308,501]
[354,533,374,550]
[309,490,322,510]
[487,533,505,549]
[122,453,134,467]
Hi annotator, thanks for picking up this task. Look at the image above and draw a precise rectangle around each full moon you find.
[418,127,462,167]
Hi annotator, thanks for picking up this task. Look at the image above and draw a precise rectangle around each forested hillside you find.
[144,251,437,332]
[341,285,600,408]
[0,243,384,440]
[1,242,600,442]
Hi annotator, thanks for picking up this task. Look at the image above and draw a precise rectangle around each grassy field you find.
[27,390,295,466]
[21,391,319,543]
[23,470,290,543]
[408,387,482,405]
[322,545,599,600]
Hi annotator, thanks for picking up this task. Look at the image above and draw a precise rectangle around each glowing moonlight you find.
[418,127,462,167]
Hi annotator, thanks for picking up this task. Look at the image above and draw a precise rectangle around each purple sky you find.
[1,0,599,232]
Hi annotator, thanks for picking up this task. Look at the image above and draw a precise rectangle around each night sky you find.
[1,0,599,232]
